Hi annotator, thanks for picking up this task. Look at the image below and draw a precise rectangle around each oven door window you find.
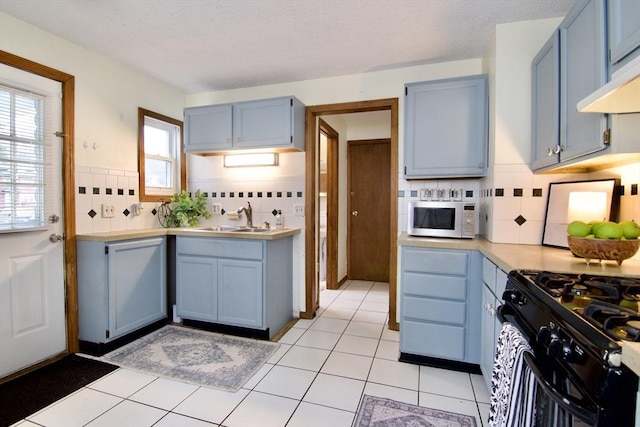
[413,207,455,230]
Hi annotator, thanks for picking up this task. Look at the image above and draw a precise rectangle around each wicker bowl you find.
[567,236,640,266]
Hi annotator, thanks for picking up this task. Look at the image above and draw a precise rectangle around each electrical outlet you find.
[211,203,222,215]
[101,204,115,218]
[294,204,304,217]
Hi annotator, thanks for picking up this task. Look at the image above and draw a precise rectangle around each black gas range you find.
[499,270,639,426]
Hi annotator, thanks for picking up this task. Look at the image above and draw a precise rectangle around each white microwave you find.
[408,201,476,239]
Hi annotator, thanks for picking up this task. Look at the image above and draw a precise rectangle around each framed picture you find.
[542,178,620,248]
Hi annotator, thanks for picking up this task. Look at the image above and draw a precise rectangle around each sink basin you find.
[204,225,240,232]
[231,227,271,233]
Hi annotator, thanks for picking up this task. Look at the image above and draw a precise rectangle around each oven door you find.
[498,305,600,427]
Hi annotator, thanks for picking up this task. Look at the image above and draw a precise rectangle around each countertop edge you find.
[76,227,301,242]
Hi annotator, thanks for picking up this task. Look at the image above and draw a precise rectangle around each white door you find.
[0,64,66,378]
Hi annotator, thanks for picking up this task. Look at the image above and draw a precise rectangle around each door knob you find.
[49,233,64,243]
[352,210,358,216]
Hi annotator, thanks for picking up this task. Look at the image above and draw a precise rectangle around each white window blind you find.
[0,84,53,231]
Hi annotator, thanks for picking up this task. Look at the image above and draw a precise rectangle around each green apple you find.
[567,220,592,237]
[620,220,640,239]
[594,221,623,239]
[589,221,604,234]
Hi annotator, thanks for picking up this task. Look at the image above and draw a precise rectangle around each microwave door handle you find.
[522,352,598,425]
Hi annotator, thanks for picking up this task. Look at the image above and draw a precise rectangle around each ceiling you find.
[0,0,576,94]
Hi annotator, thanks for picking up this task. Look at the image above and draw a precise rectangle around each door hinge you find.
[290,98,293,106]
[290,135,293,144]
[404,166,407,174]
[105,246,109,255]
[105,330,110,339]
[405,87,408,96]
[603,129,611,145]
[54,131,65,138]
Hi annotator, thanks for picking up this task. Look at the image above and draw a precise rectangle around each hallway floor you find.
[12,280,490,427]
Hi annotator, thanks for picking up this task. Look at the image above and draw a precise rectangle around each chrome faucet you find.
[238,202,252,228]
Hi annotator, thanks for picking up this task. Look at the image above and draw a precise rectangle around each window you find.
[0,84,51,231]
[138,108,185,201]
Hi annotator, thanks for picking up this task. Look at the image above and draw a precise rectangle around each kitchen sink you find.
[204,225,241,232]
[231,227,270,233]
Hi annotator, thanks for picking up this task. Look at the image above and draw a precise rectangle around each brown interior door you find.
[348,139,390,282]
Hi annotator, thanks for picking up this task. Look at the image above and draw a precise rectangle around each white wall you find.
[0,12,187,234]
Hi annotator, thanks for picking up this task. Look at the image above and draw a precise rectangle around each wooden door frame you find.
[318,119,339,290]
[303,98,399,330]
[346,138,391,281]
[0,50,78,352]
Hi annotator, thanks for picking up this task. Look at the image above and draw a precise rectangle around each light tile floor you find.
[13,280,491,427]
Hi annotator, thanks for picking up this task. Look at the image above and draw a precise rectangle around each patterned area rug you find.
[102,325,278,392]
[354,395,477,427]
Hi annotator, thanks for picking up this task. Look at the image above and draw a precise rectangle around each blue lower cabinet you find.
[400,247,481,370]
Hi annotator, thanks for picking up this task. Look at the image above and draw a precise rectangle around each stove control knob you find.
[503,290,527,306]
[548,337,572,361]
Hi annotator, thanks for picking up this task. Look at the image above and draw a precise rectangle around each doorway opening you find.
[318,119,339,291]
[303,98,399,330]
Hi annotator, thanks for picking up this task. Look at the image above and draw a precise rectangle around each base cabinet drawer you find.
[403,296,466,324]
[401,320,466,361]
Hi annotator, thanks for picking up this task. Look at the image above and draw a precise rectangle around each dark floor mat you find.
[0,354,119,426]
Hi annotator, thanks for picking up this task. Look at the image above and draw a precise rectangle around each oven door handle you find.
[522,352,598,425]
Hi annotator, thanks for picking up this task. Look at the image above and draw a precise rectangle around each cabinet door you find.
[608,0,640,65]
[233,97,292,150]
[108,238,166,339]
[532,31,561,170]
[404,75,488,178]
[217,259,263,328]
[184,104,233,152]
[176,255,218,322]
[560,0,609,162]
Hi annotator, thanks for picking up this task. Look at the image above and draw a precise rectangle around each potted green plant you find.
[168,189,212,227]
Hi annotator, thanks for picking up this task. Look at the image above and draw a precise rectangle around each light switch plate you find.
[211,203,222,215]
[294,204,304,217]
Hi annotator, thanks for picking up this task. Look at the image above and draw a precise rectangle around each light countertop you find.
[76,227,300,242]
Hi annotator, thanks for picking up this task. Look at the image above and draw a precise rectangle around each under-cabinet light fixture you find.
[223,153,279,168]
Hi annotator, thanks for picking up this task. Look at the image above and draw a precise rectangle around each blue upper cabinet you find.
[404,75,488,179]
[608,0,640,68]
[184,95,305,154]
[531,0,609,171]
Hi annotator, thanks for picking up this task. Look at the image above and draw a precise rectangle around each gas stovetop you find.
[528,271,640,342]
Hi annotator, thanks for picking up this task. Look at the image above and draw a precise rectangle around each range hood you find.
[577,55,640,113]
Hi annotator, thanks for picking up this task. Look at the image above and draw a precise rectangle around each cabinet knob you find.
[477,162,484,168]
[546,147,553,156]
[553,145,562,154]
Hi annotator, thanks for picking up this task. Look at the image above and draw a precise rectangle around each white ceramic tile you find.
[242,363,274,390]
[419,366,475,401]
[336,291,367,302]
[471,373,491,404]
[291,318,315,329]
[295,329,341,350]
[287,402,355,427]
[12,421,40,427]
[278,327,305,344]
[375,339,399,361]
[418,392,482,424]
[344,321,384,339]
[352,310,388,324]
[28,388,122,427]
[358,301,389,312]
[85,399,166,427]
[319,306,356,320]
[328,298,362,309]
[347,280,374,290]
[277,345,330,372]
[303,373,365,412]
[253,365,316,399]
[154,412,217,427]
[173,387,249,424]
[334,335,379,357]
[129,377,198,410]
[381,328,400,342]
[88,368,157,398]
[223,391,298,427]
[367,358,419,390]
[363,383,419,405]
[363,292,389,303]
[320,352,373,381]
[267,344,291,364]
[308,317,349,334]
[478,402,491,427]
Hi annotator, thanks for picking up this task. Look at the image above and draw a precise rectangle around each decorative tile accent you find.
[287,192,292,198]
[151,208,157,216]
[123,208,130,217]
[221,192,225,197]
[465,190,473,198]
[106,188,112,195]
[203,192,208,197]
[297,191,303,197]
[79,186,86,194]
[88,209,97,218]
[212,192,217,198]
[514,215,526,226]
[277,192,282,198]
[267,192,272,198]
[495,188,504,197]
[617,185,625,196]
[632,184,638,196]
[398,190,405,197]
[272,209,278,216]
[248,192,253,197]
[230,192,235,197]
[513,188,523,197]
[258,192,263,198]
[238,192,243,198]
[489,189,493,197]
[410,190,418,197]
[221,208,226,215]
[533,188,543,197]
[92,187,100,195]
[118,189,124,195]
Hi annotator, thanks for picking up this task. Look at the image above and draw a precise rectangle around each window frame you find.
[138,108,186,202]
